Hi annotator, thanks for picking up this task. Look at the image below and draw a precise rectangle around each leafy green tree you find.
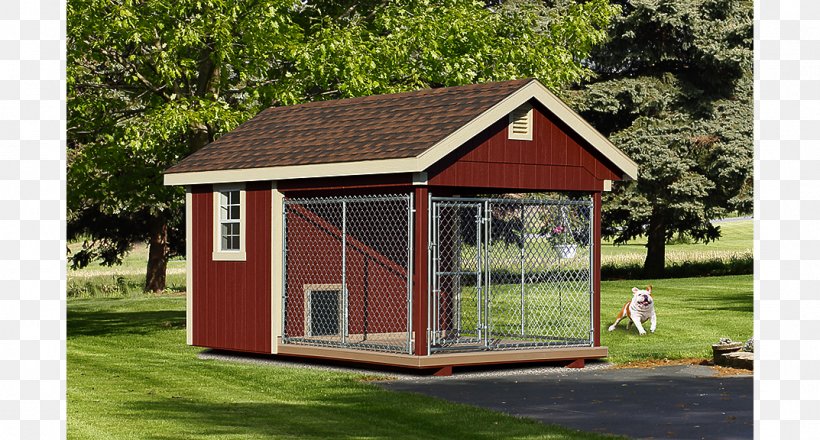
[289,0,619,98]
[569,0,753,277]
[68,0,618,291]
[68,0,302,291]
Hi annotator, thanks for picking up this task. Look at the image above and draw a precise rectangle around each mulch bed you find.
[612,357,752,376]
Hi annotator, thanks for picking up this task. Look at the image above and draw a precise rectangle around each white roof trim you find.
[164,79,637,186]
[164,157,420,186]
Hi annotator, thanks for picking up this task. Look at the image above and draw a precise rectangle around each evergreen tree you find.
[569,0,753,276]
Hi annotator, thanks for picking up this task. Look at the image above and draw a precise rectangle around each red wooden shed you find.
[164,78,638,375]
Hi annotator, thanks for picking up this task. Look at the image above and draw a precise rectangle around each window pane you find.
[217,189,242,252]
[228,190,239,205]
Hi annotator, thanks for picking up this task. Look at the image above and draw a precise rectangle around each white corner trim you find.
[185,187,193,345]
[163,79,638,186]
[212,183,247,261]
[271,182,284,354]
[603,180,613,192]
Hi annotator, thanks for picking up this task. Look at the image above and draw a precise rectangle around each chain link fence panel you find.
[430,196,593,352]
[282,194,413,354]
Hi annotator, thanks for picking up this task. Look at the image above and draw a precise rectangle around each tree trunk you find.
[643,210,666,278]
[145,216,169,292]
[188,122,210,153]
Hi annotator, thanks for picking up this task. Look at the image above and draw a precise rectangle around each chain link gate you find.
[430,196,594,352]
[282,194,413,354]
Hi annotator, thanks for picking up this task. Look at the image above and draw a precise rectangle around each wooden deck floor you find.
[276,337,607,370]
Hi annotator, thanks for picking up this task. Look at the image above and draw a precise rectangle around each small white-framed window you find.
[212,184,246,261]
[508,103,533,140]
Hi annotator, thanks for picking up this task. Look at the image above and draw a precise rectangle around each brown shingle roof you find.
[166,78,535,174]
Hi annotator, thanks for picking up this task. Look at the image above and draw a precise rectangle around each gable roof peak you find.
[164,78,637,185]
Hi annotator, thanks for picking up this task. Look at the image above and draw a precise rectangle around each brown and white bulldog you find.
[608,286,656,335]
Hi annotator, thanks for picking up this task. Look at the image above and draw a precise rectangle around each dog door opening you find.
[308,289,341,336]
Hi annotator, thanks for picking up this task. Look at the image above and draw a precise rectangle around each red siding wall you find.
[191,182,271,353]
[428,101,622,191]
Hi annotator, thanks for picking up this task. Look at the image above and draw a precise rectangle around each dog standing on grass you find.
[608,285,656,335]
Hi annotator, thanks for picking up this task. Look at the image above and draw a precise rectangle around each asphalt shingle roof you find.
[166,78,535,174]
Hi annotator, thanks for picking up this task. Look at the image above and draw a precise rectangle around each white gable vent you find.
[508,103,533,140]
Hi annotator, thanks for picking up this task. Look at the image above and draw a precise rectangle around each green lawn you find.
[67,241,187,273]
[68,223,751,437]
[601,220,752,265]
[68,273,750,439]
[600,275,752,363]
[68,296,619,440]
[67,242,187,298]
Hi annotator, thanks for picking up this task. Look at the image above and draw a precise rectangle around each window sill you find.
[212,250,247,261]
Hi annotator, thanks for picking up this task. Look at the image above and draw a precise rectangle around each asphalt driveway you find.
[378,364,752,440]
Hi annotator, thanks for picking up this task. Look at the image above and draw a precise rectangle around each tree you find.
[68,0,619,291]
[289,0,620,98]
[68,0,303,291]
[568,0,753,277]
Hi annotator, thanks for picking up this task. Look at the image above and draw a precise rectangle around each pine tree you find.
[569,0,753,277]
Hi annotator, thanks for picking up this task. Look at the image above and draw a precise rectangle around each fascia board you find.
[527,81,639,180]
[415,79,638,180]
[164,156,422,186]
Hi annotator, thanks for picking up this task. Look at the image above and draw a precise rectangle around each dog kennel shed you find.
[164,78,638,375]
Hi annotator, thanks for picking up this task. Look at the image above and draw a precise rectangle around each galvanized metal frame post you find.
[281,201,288,341]
[483,199,491,349]
[406,193,414,354]
[588,194,595,346]
[427,191,438,356]
[341,200,348,346]
[593,192,602,347]
[520,200,526,337]
[430,201,437,347]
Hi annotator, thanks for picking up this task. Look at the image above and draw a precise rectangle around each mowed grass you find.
[600,275,752,363]
[68,275,751,439]
[453,274,751,361]
[67,222,751,437]
[601,219,752,260]
[67,242,187,298]
[66,241,187,273]
[68,296,620,440]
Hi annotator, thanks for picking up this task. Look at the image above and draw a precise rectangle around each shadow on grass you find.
[602,256,753,280]
[124,389,589,440]
[685,292,753,313]
[68,309,185,337]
